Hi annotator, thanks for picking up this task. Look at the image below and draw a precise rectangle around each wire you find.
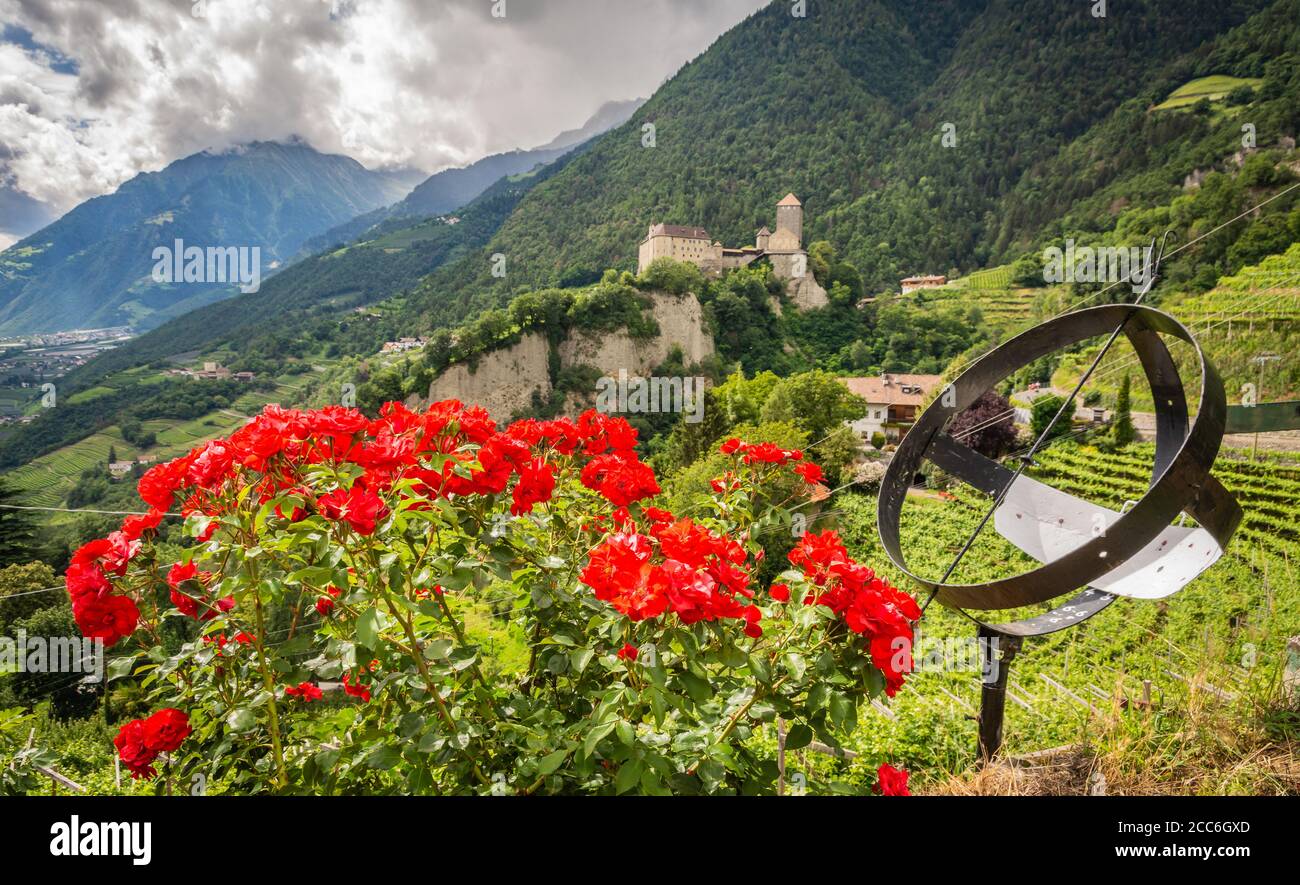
[0,503,182,517]
[0,584,64,599]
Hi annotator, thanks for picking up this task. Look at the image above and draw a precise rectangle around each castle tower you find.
[756,226,771,251]
[775,193,802,245]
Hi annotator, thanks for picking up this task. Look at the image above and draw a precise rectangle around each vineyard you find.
[1052,244,1300,410]
[1151,75,1264,111]
[796,440,1300,794]
[1,364,336,516]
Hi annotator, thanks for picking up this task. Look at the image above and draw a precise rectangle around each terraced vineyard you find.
[1052,245,1300,410]
[954,263,1015,290]
[903,283,1040,328]
[815,440,1300,793]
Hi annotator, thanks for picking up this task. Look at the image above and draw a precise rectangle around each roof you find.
[900,274,946,283]
[756,226,771,235]
[838,373,943,407]
[777,193,802,207]
[647,223,710,240]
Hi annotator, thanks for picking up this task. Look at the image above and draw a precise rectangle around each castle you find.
[637,194,826,308]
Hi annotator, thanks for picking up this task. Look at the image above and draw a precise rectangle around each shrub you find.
[62,401,917,795]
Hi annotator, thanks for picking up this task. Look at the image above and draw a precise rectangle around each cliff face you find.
[424,331,552,419]
[419,291,715,420]
[558,291,713,375]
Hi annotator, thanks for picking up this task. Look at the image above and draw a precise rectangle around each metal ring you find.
[877,304,1241,612]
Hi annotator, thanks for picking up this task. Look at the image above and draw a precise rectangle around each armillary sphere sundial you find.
[878,237,1245,759]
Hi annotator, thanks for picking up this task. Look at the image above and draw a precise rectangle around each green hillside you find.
[401,0,1282,328]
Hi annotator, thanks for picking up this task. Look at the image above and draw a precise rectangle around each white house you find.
[839,373,943,443]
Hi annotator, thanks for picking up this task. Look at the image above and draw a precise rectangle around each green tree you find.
[0,480,37,569]
[1110,374,1136,447]
[9,603,102,720]
[1030,393,1074,442]
[760,370,867,442]
[0,562,58,636]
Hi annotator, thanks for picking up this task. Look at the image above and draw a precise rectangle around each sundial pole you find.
[976,626,1021,761]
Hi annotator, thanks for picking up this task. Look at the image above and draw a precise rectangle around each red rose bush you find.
[69,401,915,794]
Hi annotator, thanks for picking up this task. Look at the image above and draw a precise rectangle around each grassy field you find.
[1152,75,1264,110]
[0,363,339,516]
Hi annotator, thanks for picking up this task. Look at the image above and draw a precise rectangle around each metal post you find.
[776,719,787,796]
[977,625,1022,763]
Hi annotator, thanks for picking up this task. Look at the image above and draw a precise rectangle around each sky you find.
[0,0,768,249]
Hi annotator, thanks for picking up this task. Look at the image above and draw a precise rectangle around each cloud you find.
[0,0,767,232]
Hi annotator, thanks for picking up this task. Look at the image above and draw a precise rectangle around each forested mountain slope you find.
[0,141,421,334]
[405,0,1279,329]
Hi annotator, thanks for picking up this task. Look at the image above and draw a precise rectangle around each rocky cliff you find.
[420,291,715,420]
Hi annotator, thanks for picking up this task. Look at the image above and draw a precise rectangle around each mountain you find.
[0,140,423,335]
[26,99,643,407]
[299,98,644,255]
[56,153,575,392]
[403,0,1284,327]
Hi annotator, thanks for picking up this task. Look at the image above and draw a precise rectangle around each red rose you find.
[511,457,556,515]
[343,672,371,702]
[120,508,165,540]
[142,708,191,753]
[72,593,139,647]
[137,460,187,511]
[769,582,791,602]
[317,482,388,535]
[315,585,342,617]
[794,461,825,484]
[876,763,910,796]
[113,720,157,779]
[719,438,742,455]
[616,642,638,662]
[579,453,660,508]
[286,682,323,702]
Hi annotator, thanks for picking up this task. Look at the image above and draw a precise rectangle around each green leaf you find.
[615,720,636,747]
[679,671,712,704]
[226,708,256,733]
[424,638,454,661]
[537,749,568,776]
[614,759,643,794]
[570,647,594,675]
[784,723,813,751]
[366,745,402,770]
[356,608,383,648]
[828,692,854,729]
[582,720,617,758]
[783,652,807,681]
[106,654,141,682]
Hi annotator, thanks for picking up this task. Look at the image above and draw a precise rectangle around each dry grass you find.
[926,669,1300,796]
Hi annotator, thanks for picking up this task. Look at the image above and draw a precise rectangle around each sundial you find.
[877,244,1247,758]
